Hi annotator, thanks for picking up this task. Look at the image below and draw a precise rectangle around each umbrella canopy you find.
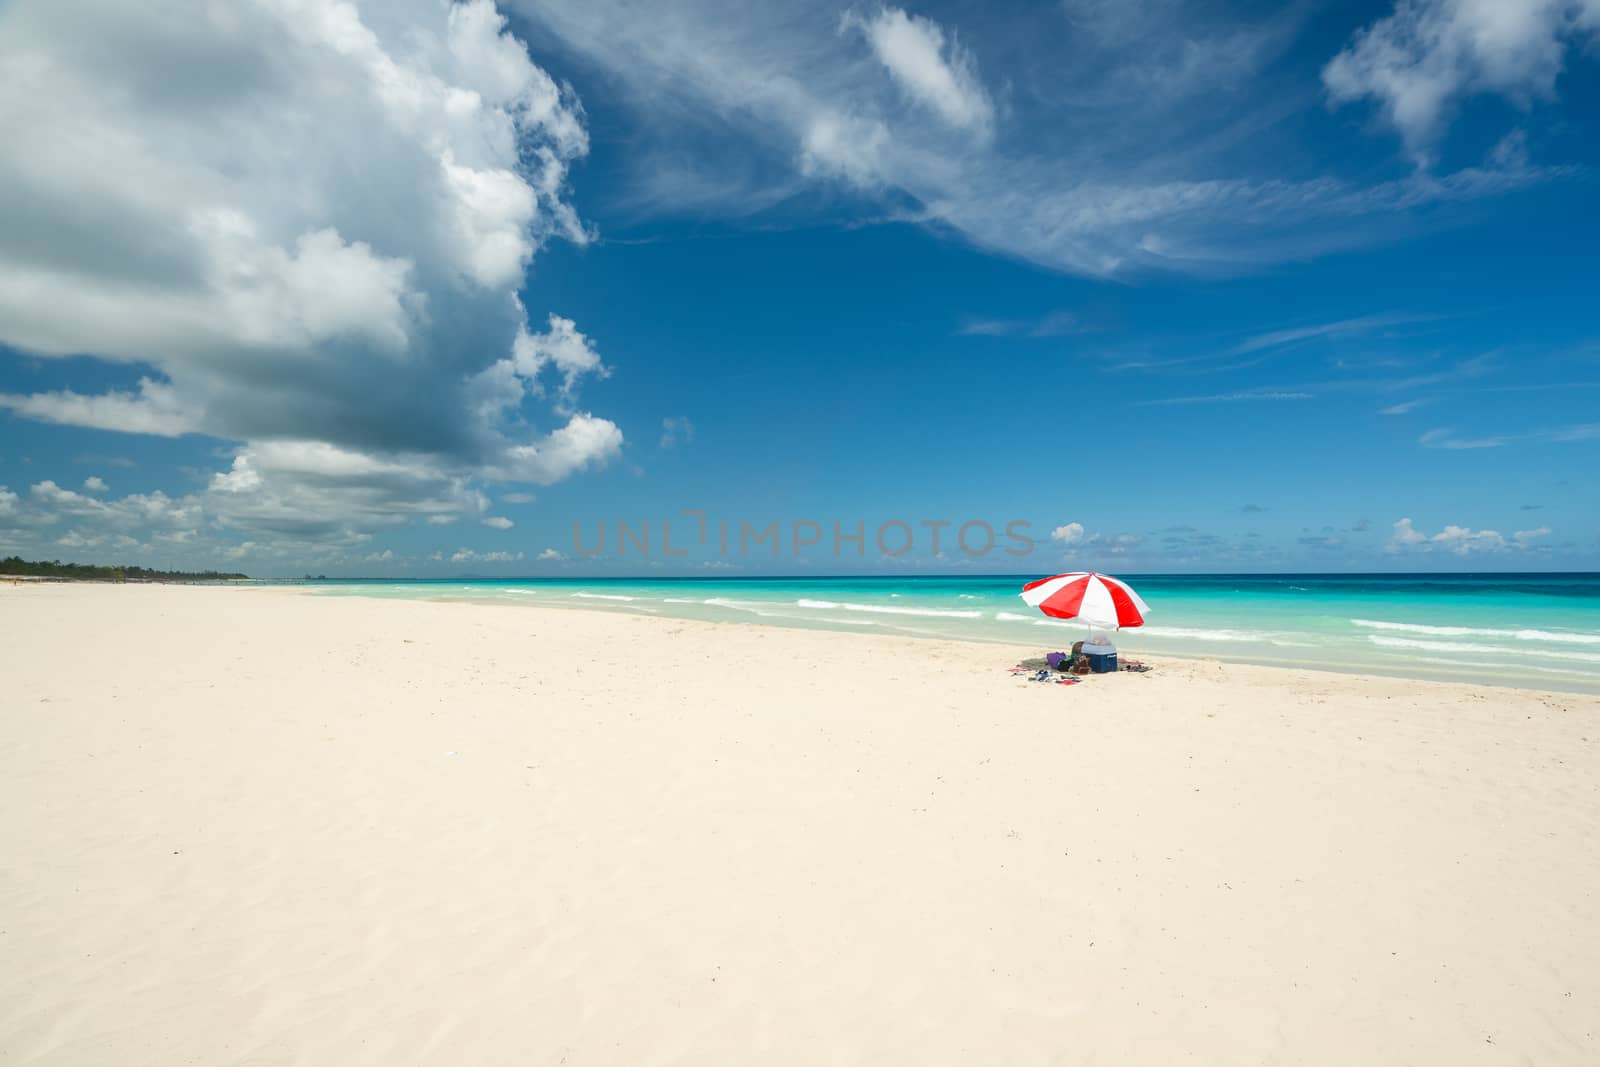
[1020,571,1149,629]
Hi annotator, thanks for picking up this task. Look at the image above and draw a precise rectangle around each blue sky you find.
[0,0,1596,576]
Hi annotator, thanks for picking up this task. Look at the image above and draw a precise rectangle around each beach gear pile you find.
[1011,645,1152,684]
[1009,663,1081,686]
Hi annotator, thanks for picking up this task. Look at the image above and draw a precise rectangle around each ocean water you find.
[298,573,1600,694]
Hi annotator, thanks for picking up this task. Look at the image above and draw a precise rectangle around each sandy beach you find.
[2,582,1597,1065]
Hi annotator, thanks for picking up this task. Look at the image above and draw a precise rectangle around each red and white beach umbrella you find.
[1020,571,1149,630]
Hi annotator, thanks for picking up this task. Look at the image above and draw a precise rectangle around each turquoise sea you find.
[299,574,1600,694]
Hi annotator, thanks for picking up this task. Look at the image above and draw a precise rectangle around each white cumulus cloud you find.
[1388,516,1552,554]
[1050,522,1086,545]
[1048,523,1145,555]
[0,0,619,551]
[450,548,524,563]
[1325,0,1600,162]
[509,314,612,405]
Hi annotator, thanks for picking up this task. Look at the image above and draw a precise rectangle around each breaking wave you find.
[1137,625,1277,643]
[1368,635,1600,663]
[1126,625,1319,648]
[1351,618,1600,645]
[794,598,983,619]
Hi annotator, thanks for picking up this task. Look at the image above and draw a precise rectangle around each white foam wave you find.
[1351,618,1600,645]
[688,598,880,626]
[1028,620,1307,646]
[1368,635,1600,664]
[994,612,1033,622]
[571,592,636,601]
[702,597,773,613]
[1137,625,1278,643]
[696,597,785,617]
[794,598,982,619]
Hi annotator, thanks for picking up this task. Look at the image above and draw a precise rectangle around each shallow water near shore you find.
[296,573,1600,693]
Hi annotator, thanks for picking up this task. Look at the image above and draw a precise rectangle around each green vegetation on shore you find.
[0,556,248,582]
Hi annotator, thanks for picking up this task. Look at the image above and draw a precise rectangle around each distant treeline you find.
[0,556,249,582]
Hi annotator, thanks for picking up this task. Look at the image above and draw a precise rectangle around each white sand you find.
[3,582,1598,1065]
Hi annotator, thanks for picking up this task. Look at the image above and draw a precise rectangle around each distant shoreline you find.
[0,556,250,583]
[2,574,258,584]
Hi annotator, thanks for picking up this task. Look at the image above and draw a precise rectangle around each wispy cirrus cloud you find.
[1139,389,1315,406]
[1125,333,1590,416]
[957,310,1086,338]
[1418,427,1507,450]
[508,0,1560,278]
[659,416,696,449]
[1379,399,1428,415]
[1420,423,1600,449]
[842,6,994,136]
[1231,313,1435,355]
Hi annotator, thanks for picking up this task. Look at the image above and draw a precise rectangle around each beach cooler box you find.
[1082,637,1118,673]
